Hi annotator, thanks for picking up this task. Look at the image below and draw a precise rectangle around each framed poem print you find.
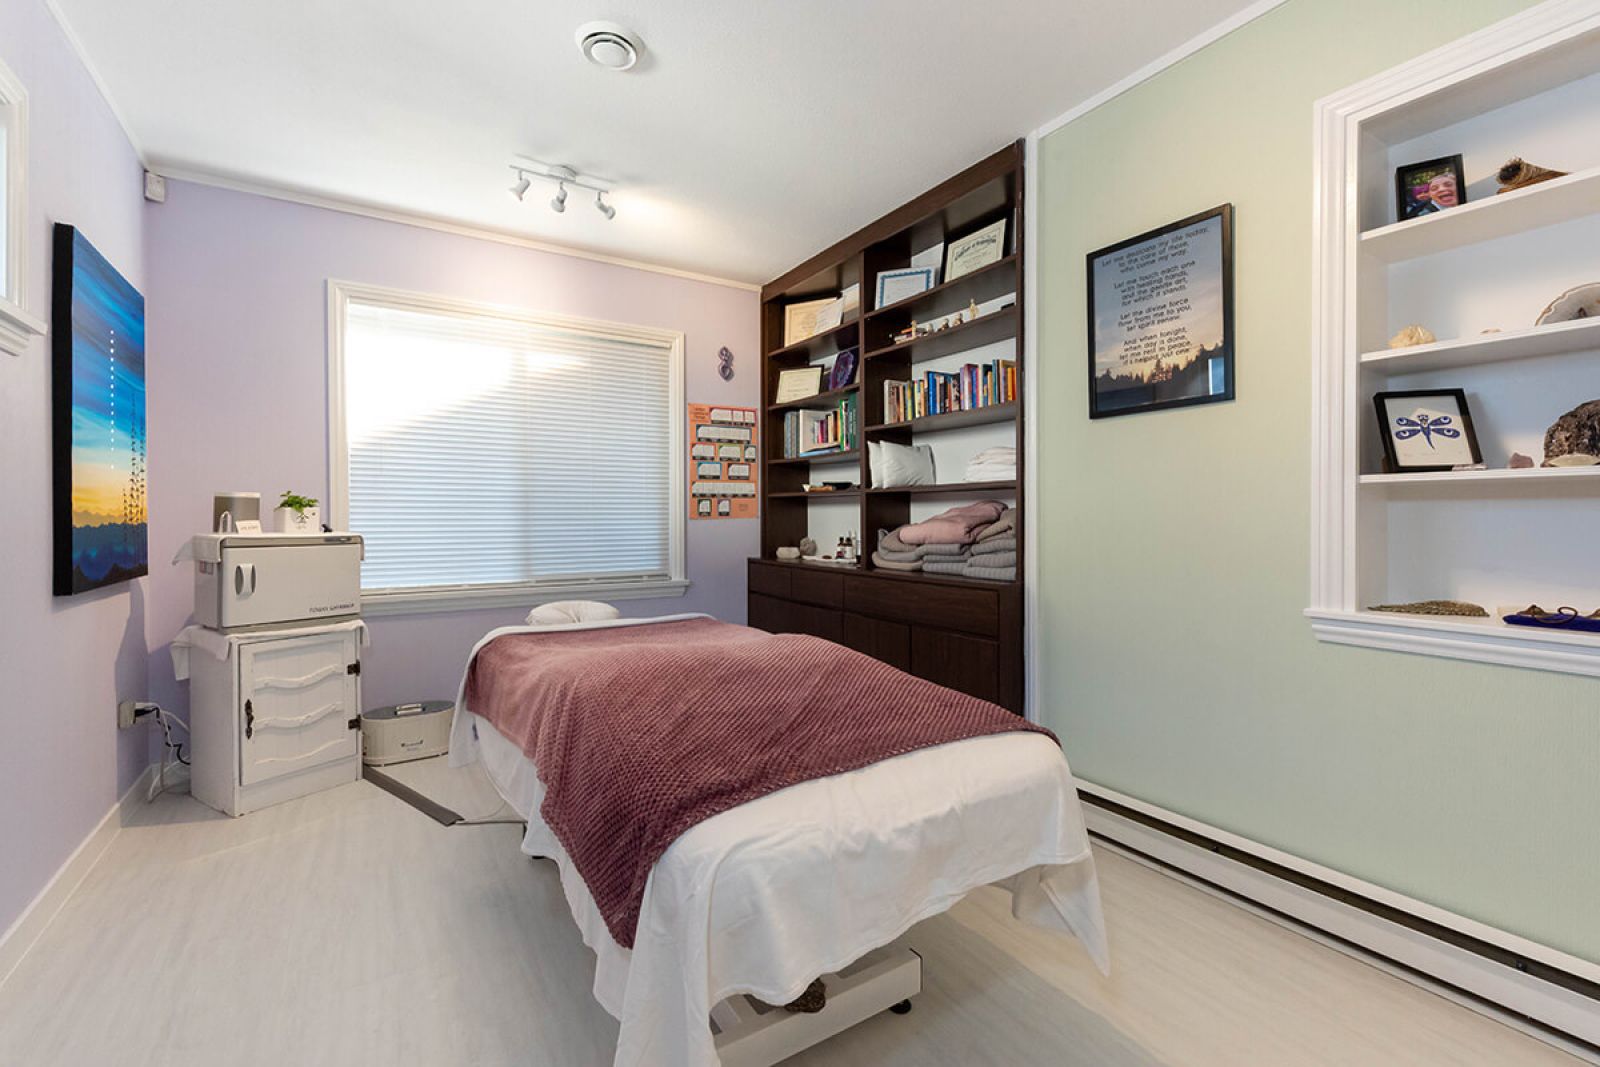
[51,224,148,595]
[1087,204,1234,419]
[1373,389,1481,472]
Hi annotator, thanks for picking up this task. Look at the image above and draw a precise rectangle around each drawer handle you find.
[244,699,254,739]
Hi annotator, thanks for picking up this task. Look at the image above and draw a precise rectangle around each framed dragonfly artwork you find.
[1373,389,1481,473]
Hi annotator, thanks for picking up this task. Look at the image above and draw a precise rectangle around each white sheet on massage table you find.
[449,617,1109,1067]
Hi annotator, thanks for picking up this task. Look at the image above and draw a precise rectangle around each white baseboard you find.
[0,762,158,987]
[1079,780,1600,1059]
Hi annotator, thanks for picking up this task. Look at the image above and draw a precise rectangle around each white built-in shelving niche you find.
[1308,0,1600,678]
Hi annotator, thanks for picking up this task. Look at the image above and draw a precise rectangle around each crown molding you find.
[44,0,148,162]
[1033,0,1292,140]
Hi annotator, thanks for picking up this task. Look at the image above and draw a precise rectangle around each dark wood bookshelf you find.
[866,402,1017,435]
[753,141,1027,711]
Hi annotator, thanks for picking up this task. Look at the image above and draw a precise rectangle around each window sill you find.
[360,577,691,618]
[0,296,46,356]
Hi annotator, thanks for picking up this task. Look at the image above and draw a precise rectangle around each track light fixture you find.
[506,158,616,221]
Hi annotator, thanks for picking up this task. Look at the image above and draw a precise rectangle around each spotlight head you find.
[595,190,616,220]
[509,173,531,200]
[551,182,568,213]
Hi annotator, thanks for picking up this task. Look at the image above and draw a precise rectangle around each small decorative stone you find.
[776,546,800,560]
[1542,399,1600,466]
[1388,324,1436,348]
[1508,452,1535,469]
[1480,328,1502,334]
[798,537,818,557]
[1370,600,1489,618]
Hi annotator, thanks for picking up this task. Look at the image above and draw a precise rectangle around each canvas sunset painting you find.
[52,225,147,595]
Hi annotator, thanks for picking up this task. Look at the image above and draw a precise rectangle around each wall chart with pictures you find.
[687,403,758,519]
[1087,204,1234,418]
[52,224,148,595]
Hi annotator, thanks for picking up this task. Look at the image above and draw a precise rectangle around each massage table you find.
[449,613,1108,1067]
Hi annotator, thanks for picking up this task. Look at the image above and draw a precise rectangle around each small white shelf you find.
[1360,317,1600,374]
[1359,165,1600,263]
[1360,466,1600,491]
[1306,609,1600,679]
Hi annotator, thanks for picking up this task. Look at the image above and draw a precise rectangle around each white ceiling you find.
[54,0,1260,285]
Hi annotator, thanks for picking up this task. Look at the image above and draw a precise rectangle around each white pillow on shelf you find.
[525,600,621,627]
[869,440,936,487]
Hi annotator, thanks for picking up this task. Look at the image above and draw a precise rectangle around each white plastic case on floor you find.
[361,701,453,766]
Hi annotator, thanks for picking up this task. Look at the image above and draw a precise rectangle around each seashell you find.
[1496,158,1567,194]
[1535,283,1600,325]
[1388,324,1436,348]
[1508,452,1535,469]
[1542,399,1600,466]
[776,546,801,560]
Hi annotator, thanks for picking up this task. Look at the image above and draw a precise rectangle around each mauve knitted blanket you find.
[463,618,1051,949]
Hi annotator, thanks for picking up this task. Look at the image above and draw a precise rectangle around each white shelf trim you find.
[1308,0,1600,675]
[1360,316,1600,374]
[1359,163,1600,263]
[1359,465,1600,486]
[1306,609,1600,679]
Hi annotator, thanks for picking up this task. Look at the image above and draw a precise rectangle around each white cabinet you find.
[188,627,364,816]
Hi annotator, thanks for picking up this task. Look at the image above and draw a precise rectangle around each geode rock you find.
[1543,399,1600,466]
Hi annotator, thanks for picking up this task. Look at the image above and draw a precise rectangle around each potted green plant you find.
[273,491,321,533]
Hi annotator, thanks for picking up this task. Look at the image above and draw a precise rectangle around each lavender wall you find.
[144,181,760,714]
[0,2,149,936]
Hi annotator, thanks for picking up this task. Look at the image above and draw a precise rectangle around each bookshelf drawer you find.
[790,569,844,609]
[843,614,912,671]
[747,561,791,599]
[845,577,999,639]
[747,593,788,634]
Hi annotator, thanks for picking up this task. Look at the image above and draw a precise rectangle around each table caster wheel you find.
[888,999,913,1015]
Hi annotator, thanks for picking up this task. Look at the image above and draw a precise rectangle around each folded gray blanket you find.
[878,528,966,560]
[966,550,1015,569]
[921,559,970,576]
[963,563,1016,582]
[870,552,923,572]
[970,536,1015,557]
[974,509,1016,542]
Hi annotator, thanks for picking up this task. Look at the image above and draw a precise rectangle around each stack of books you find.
[783,394,859,457]
[882,359,1016,423]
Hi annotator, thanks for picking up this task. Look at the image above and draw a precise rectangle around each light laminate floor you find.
[0,768,1580,1067]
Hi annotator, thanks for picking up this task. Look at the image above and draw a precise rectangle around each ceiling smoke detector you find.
[576,22,643,71]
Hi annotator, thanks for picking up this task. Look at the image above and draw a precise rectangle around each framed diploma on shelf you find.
[874,267,935,309]
[944,219,1007,281]
[775,366,824,404]
[783,297,837,346]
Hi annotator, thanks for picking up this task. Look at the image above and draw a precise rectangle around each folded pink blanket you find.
[464,618,1051,949]
[895,501,1007,546]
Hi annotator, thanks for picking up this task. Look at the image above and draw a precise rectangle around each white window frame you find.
[326,279,689,616]
[0,59,47,356]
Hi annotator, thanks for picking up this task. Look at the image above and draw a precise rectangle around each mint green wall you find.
[1035,0,1599,963]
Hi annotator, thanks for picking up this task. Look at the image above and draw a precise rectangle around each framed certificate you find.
[783,297,837,346]
[775,366,824,404]
[944,219,1007,281]
[874,267,936,309]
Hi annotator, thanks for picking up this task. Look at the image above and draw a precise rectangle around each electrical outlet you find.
[118,700,141,729]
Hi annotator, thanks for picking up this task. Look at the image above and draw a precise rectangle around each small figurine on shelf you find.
[967,299,979,321]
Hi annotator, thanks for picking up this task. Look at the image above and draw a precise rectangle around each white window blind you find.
[336,289,684,605]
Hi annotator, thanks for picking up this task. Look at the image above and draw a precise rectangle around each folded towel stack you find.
[873,503,1018,580]
[965,446,1017,483]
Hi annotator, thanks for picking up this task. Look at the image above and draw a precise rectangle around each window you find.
[0,59,45,356]
[328,282,687,614]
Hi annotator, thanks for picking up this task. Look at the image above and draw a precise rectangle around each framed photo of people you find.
[1086,204,1235,419]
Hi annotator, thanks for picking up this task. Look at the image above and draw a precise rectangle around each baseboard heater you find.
[1077,783,1600,1057]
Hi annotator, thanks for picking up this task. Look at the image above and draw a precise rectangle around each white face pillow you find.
[525,600,621,627]
[868,440,936,487]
